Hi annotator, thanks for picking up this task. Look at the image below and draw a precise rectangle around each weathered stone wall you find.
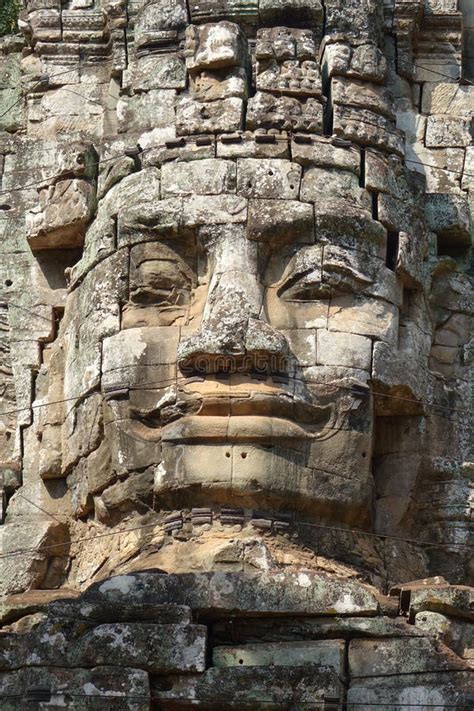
[0,0,472,707]
[1,571,473,708]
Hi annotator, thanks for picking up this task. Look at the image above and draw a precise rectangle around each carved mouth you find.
[160,414,333,443]
[159,390,336,443]
[127,376,367,443]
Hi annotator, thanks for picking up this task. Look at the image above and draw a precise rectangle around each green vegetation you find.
[0,0,20,37]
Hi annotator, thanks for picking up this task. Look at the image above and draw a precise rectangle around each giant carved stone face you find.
[98,158,402,527]
[2,0,472,592]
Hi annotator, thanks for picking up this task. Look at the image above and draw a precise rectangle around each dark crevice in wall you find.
[322,78,333,137]
[359,148,366,188]
[371,192,379,221]
[418,81,424,113]
[36,247,83,291]
[386,231,399,271]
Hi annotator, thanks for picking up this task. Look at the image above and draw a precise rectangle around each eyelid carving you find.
[276,249,375,302]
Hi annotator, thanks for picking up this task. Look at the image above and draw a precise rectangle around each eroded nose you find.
[178,228,288,373]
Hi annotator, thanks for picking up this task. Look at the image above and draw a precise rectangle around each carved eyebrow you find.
[322,258,373,284]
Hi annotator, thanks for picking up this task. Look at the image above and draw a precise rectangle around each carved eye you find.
[131,260,193,307]
[277,269,331,301]
[278,264,372,302]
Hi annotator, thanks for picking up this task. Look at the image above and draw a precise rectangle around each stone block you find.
[328,295,399,345]
[316,330,372,370]
[349,637,468,677]
[154,666,343,708]
[183,194,247,225]
[0,519,69,597]
[372,341,428,414]
[424,0,461,16]
[247,199,314,245]
[26,179,95,250]
[0,589,80,628]
[0,51,23,132]
[144,136,217,167]
[83,571,380,617]
[185,21,247,73]
[213,640,345,674]
[27,84,106,139]
[265,286,329,329]
[259,0,324,27]
[425,115,472,148]
[405,144,465,194]
[70,623,207,673]
[315,207,386,259]
[407,584,474,621]
[301,166,370,210]
[461,146,474,190]
[102,327,180,387]
[126,53,186,92]
[332,77,394,119]
[134,0,188,50]
[281,329,317,365]
[117,90,176,134]
[28,9,62,42]
[424,193,471,246]
[119,198,183,246]
[211,615,425,645]
[191,67,248,101]
[415,611,474,659]
[291,136,360,174]
[161,158,236,197]
[324,0,383,43]
[67,439,114,518]
[348,672,472,710]
[421,82,474,117]
[236,158,301,199]
[246,91,323,132]
[333,105,404,155]
[217,131,290,159]
[323,42,387,83]
[189,0,259,25]
[0,666,150,711]
[48,598,192,624]
[176,96,244,135]
[255,27,321,97]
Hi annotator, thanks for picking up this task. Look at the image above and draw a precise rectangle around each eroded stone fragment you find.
[153,666,343,708]
[26,180,95,250]
[0,666,149,711]
[82,572,380,616]
[185,22,247,74]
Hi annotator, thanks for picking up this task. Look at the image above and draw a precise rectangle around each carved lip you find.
[160,390,336,442]
[160,415,328,443]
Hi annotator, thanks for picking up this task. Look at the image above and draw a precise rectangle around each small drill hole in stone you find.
[239,659,244,664]
[241,452,247,459]
[268,170,274,176]
[362,452,367,458]
[289,184,294,189]
[5,279,12,287]
[247,181,252,188]
[225,452,231,458]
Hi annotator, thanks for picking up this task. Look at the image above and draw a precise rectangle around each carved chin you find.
[153,435,373,524]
